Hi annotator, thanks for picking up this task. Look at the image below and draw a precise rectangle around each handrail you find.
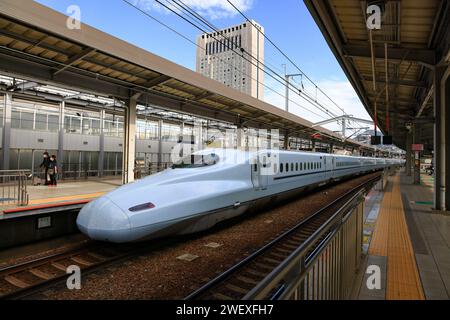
[0,169,30,206]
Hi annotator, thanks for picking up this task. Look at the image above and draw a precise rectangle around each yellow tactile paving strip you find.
[28,192,106,205]
[369,175,424,300]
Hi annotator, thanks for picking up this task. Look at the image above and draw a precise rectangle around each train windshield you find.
[171,153,220,169]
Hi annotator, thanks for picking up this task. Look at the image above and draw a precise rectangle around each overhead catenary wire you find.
[122,0,328,120]
[170,0,343,120]
[167,0,367,138]
[225,0,368,134]
[154,0,335,119]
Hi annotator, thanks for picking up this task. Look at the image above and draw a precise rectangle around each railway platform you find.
[355,172,450,300]
[1,178,122,214]
[0,178,121,250]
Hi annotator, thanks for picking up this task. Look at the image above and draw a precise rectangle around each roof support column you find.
[284,132,289,150]
[444,69,450,210]
[433,66,448,210]
[57,101,65,178]
[98,109,105,177]
[236,126,242,149]
[2,93,12,170]
[157,119,163,171]
[413,124,421,185]
[122,96,138,184]
[406,130,412,176]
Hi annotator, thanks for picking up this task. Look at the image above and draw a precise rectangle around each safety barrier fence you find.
[0,170,30,206]
[244,191,365,300]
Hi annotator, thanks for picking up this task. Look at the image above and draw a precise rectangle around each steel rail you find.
[185,173,381,300]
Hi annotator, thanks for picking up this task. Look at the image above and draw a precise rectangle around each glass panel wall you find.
[11,100,60,131]
[104,114,124,137]
[161,123,181,141]
[136,119,158,140]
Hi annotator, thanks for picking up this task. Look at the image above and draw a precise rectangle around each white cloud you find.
[133,0,254,20]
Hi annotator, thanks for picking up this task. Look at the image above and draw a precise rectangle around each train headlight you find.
[129,202,156,212]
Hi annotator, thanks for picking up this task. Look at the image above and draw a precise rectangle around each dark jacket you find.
[48,159,57,170]
[40,157,50,169]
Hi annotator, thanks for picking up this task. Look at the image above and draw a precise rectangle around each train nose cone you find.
[76,196,132,243]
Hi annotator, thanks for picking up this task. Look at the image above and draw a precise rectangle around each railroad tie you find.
[263,257,282,265]
[87,252,108,261]
[213,292,233,300]
[236,276,259,285]
[4,275,29,288]
[70,256,94,266]
[225,283,248,295]
[51,262,67,271]
[245,269,267,278]
[29,268,53,280]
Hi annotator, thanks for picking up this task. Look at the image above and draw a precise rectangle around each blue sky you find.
[35,0,372,133]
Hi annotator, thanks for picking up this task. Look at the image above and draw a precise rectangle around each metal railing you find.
[47,162,173,181]
[0,170,30,206]
[244,191,365,300]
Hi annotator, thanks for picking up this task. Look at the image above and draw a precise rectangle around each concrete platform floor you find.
[355,171,450,300]
[1,178,122,212]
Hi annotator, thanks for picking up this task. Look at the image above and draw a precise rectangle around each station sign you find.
[412,144,424,151]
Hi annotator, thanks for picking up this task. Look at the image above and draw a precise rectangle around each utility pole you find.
[284,73,302,112]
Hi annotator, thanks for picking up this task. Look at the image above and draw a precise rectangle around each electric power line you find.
[123,0,328,120]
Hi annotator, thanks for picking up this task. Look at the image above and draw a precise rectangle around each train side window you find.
[295,163,298,171]
[253,164,257,172]
[286,163,289,172]
[280,163,283,173]
[291,163,294,171]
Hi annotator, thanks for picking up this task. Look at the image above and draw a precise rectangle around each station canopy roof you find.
[304,0,450,151]
[0,0,377,152]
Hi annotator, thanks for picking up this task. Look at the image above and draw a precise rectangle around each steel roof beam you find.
[343,44,436,67]
[359,75,428,88]
[133,74,171,91]
[52,47,96,76]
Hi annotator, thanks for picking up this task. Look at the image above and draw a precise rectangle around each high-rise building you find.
[196,21,264,100]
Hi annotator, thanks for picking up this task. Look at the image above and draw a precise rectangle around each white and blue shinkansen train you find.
[77,149,403,243]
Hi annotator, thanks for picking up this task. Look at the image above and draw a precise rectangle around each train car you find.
[77,149,397,243]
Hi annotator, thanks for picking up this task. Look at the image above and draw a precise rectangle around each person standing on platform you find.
[48,155,58,186]
[39,151,50,185]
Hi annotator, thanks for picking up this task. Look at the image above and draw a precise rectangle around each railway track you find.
[0,241,142,299]
[186,174,381,300]
[1,173,381,300]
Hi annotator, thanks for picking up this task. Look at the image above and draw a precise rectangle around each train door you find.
[251,154,269,190]
[259,154,269,189]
